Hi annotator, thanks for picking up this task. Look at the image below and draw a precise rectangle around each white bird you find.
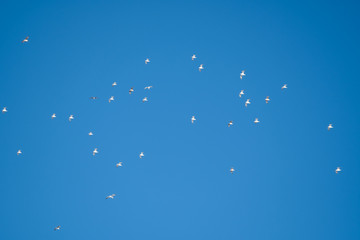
[228,121,233,127]
[93,148,98,156]
[254,118,260,124]
[69,115,74,122]
[112,82,117,87]
[142,97,148,102]
[2,107,7,113]
[116,162,122,167]
[230,167,235,174]
[192,54,196,60]
[335,167,341,174]
[22,36,29,43]
[106,194,116,199]
[139,152,144,159]
[88,132,93,136]
[129,87,134,94]
[54,225,61,231]
[239,90,244,98]
[144,86,153,90]
[191,116,196,124]
[51,113,56,119]
[17,150,22,155]
[328,124,333,131]
[265,96,270,104]
[240,70,246,80]
[282,84,287,90]
[245,99,251,107]
[145,58,150,64]
[199,64,204,72]
[109,96,114,103]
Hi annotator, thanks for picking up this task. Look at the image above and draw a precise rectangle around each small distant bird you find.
[109,96,114,103]
[142,97,148,102]
[240,70,246,80]
[51,113,56,119]
[129,87,134,94]
[254,118,260,124]
[17,150,22,155]
[191,116,196,124]
[139,152,144,159]
[335,167,341,174]
[106,194,116,199]
[54,225,61,231]
[90,97,97,100]
[199,64,204,72]
[2,107,7,113]
[22,36,29,43]
[93,148,98,156]
[282,84,287,90]
[116,162,122,167]
[144,86,153,90]
[192,54,197,60]
[228,121,233,127]
[69,115,74,122]
[230,168,235,174]
[145,58,150,64]
[239,90,244,98]
[265,96,270,104]
[88,132,93,136]
[245,99,251,107]
[328,124,333,131]
[112,82,117,87]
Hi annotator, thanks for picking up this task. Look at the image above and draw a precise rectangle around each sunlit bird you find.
[144,86,153,90]
[54,226,61,231]
[88,132,93,136]
[93,148,98,156]
[90,97,97,100]
[51,113,56,119]
[109,96,114,103]
[282,84,287,90]
[230,167,235,174]
[191,116,196,124]
[139,152,144,159]
[17,150,22,155]
[2,107,7,113]
[240,70,246,80]
[22,36,29,43]
[192,54,196,60]
[112,82,117,87]
[129,87,134,94]
[239,90,244,98]
[142,97,148,102]
[145,58,150,64]
[254,118,260,124]
[245,99,251,107]
[228,121,233,127]
[106,194,116,199]
[199,64,204,72]
[265,96,270,104]
[69,115,74,122]
[116,162,122,167]
[335,167,341,174]
[328,124,333,131]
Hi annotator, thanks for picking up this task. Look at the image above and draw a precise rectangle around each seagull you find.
[69,115,74,122]
[54,225,61,231]
[192,54,196,60]
[199,64,204,72]
[228,121,233,127]
[239,90,244,98]
[142,97,148,102]
[109,96,114,103]
[22,36,29,43]
[112,82,117,87]
[51,113,56,119]
[93,148,98,156]
[116,162,122,167]
[139,152,144,159]
[144,86,153,90]
[129,87,134,94]
[240,70,245,80]
[328,124,333,131]
[191,116,196,124]
[254,118,260,124]
[145,58,150,64]
[282,84,287,90]
[88,132,93,136]
[335,167,341,174]
[17,150,22,155]
[230,168,235,174]
[90,97,97,100]
[245,99,251,107]
[2,107,7,113]
[264,96,270,104]
[106,194,116,199]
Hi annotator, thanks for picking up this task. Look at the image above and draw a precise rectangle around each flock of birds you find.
[2,36,342,232]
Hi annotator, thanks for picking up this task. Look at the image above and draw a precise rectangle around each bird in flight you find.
[90,97,97,100]
[93,148,98,156]
[142,97,148,103]
[254,118,260,124]
[22,36,29,43]
[17,150,22,155]
[116,162,122,167]
[240,70,246,80]
[265,96,270,104]
[69,115,74,122]
[139,152,144,159]
[51,113,56,119]
[129,87,134,94]
[282,84,287,90]
[228,121,233,127]
[245,99,251,107]
[88,132,93,136]
[335,167,341,174]
[109,96,114,103]
[54,225,61,231]
[328,124,333,131]
[144,86,153,90]
[230,167,235,174]
[145,58,150,64]
[239,90,244,98]
[192,54,196,60]
[199,64,204,72]
[191,116,196,124]
[106,194,116,199]
[112,82,117,87]
[2,107,7,113]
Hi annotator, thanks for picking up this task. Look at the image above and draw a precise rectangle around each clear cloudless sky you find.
[0,0,359,239]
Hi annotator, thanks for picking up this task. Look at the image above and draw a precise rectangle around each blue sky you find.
[0,0,359,239]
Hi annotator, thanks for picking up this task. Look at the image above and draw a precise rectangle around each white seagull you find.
[145,58,150,64]
[106,194,116,199]
[254,118,260,124]
[54,225,61,231]
[328,124,333,131]
[69,115,74,122]
[93,148,98,156]
[51,113,56,119]
[282,84,287,90]
[109,96,114,103]
[335,167,341,174]
[139,152,144,159]
[142,97,148,102]
[17,150,22,155]
[191,116,196,124]
[129,87,134,94]
[88,132,93,136]
[192,54,197,60]
[112,82,117,87]
[116,162,122,167]
[230,167,235,174]
[240,70,246,80]
[144,86,153,90]
[239,90,244,98]
[228,121,233,127]
[265,96,270,104]
[22,36,29,43]
[199,64,204,72]
[2,107,7,113]
[245,99,251,107]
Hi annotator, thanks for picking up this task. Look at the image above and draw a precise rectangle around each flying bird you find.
[245,99,251,107]
[239,90,244,98]
[93,148,98,156]
[145,58,150,64]
[106,194,116,199]
[328,124,333,131]
[240,70,246,80]
[2,107,7,113]
[228,121,233,127]
[51,113,56,119]
[22,36,29,43]
[282,84,287,90]
[109,96,114,103]
[191,116,196,124]
[129,87,134,94]
[230,168,235,174]
[144,86,153,90]
[54,226,61,231]
[265,96,270,104]
[254,118,260,124]
[335,167,341,174]
[142,97,148,102]
[17,150,22,155]
[139,152,144,159]
[199,64,204,72]
[116,162,122,167]
[192,54,196,60]
[69,115,74,122]
[112,82,117,87]
[90,97,97,100]
[88,132,93,136]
